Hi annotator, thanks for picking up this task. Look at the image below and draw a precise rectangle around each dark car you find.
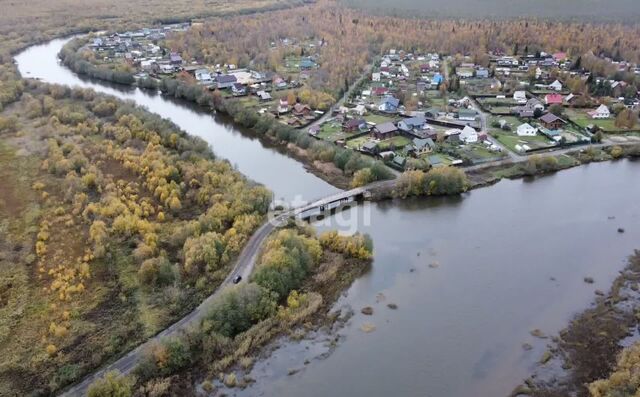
[233,275,242,284]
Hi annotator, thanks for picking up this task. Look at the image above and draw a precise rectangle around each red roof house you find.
[545,94,563,105]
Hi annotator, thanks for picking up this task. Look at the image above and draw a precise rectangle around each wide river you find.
[15,38,640,397]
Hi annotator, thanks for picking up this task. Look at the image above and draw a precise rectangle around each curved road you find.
[60,216,281,396]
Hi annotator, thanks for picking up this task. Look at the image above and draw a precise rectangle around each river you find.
[14,38,640,397]
[14,37,339,204]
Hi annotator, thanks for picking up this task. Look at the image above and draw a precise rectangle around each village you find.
[82,24,640,172]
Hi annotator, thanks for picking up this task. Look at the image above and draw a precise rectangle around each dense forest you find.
[342,0,640,21]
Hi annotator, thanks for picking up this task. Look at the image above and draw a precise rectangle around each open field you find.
[491,131,555,153]
[565,108,640,133]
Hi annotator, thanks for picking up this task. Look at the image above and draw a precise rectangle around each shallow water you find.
[231,161,640,397]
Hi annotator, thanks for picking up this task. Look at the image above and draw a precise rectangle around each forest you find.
[0,80,274,394]
[341,0,640,21]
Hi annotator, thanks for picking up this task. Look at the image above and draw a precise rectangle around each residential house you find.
[256,90,272,101]
[445,129,461,143]
[398,116,426,133]
[278,99,289,114]
[513,91,527,104]
[409,138,436,156]
[373,122,398,139]
[458,109,478,122]
[273,76,287,90]
[378,96,400,113]
[293,103,312,117]
[497,56,519,67]
[232,83,247,96]
[308,125,320,137]
[373,87,389,97]
[564,93,576,104]
[428,155,443,167]
[169,52,183,66]
[140,59,156,71]
[553,52,567,62]
[539,127,562,142]
[516,123,537,136]
[539,113,566,130]
[158,64,175,74]
[424,108,440,119]
[362,141,378,154]
[456,68,474,79]
[588,104,611,119]
[372,72,381,82]
[545,93,563,106]
[195,69,212,85]
[513,98,544,118]
[299,58,317,70]
[476,68,490,78]
[352,104,367,116]
[431,73,444,86]
[459,125,478,143]
[216,74,237,89]
[343,118,368,132]
[392,155,407,168]
[549,79,563,91]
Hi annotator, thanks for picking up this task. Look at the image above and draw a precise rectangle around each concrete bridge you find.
[292,186,371,220]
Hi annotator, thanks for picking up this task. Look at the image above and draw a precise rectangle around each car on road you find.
[233,275,242,284]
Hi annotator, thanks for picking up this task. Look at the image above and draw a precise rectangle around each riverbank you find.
[364,143,640,202]
[512,251,640,397]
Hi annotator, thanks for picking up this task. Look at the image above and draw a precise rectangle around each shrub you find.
[350,168,375,188]
[87,370,135,397]
[251,229,321,299]
[610,146,624,159]
[138,257,175,287]
[423,166,469,195]
[206,283,277,337]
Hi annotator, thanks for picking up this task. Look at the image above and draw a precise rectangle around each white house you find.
[516,123,537,137]
[513,91,527,104]
[535,67,542,79]
[352,104,367,116]
[277,99,289,114]
[460,125,478,143]
[588,104,611,119]
[195,68,212,85]
[549,80,563,91]
[372,72,381,82]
